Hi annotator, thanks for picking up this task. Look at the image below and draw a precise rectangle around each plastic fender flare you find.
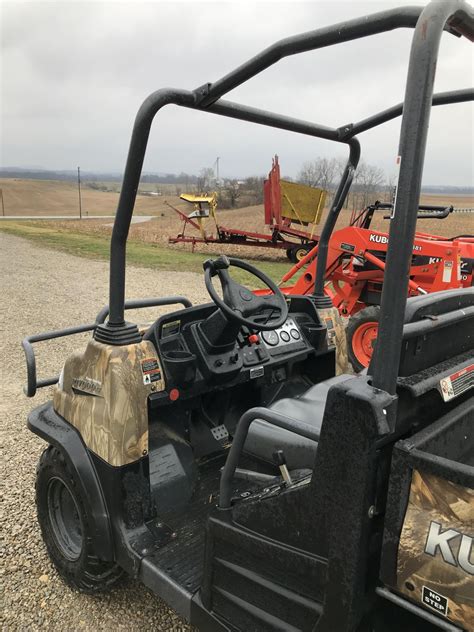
[27,401,114,561]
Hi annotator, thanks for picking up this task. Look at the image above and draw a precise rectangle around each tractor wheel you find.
[286,248,294,261]
[347,306,380,372]
[35,445,123,593]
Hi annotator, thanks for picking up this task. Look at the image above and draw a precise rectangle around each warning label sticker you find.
[422,586,448,617]
[442,259,453,283]
[439,364,473,402]
[141,358,162,385]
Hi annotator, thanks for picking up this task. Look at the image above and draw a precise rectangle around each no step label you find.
[422,586,448,617]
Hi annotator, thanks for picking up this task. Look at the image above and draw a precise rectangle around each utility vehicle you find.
[23,2,473,631]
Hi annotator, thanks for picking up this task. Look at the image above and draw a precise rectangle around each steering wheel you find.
[203,255,288,331]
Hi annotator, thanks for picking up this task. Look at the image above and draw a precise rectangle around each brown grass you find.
[0,178,185,216]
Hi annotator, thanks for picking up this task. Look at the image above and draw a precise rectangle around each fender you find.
[27,402,114,560]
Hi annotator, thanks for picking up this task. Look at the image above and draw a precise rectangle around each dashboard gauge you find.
[280,331,291,343]
[290,328,301,340]
[262,330,279,346]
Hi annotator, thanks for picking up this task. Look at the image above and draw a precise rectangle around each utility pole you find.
[77,166,82,219]
[214,156,220,187]
[0,188,4,216]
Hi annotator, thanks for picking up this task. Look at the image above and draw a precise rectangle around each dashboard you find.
[144,295,334,409]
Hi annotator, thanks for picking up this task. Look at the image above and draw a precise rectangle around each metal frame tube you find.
[340,88,473,138]
[371,0,473,396]
[313,139,361,299]
[199,7,423,105]
[105,6,429,327]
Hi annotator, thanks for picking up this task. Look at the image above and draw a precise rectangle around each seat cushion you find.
[243,374,351,470]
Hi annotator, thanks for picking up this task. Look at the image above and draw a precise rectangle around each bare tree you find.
[226,180,241,208]
[353,161,385,208]
[244,176,265,205]
[197,167,215,192]
[298,157,338,192]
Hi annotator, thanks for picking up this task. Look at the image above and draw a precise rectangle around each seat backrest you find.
[398,288,473,376]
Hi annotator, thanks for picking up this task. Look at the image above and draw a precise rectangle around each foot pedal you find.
[211,424,229,442]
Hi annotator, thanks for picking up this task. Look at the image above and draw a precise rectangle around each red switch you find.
[169,388,180,401]
[248,334,259,345]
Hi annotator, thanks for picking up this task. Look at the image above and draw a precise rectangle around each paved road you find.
[0,215,154,223]
[1,232,208,631]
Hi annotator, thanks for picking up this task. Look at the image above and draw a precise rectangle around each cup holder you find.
[162,350,197,386]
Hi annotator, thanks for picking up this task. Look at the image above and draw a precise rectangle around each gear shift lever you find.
[273,450,293,486]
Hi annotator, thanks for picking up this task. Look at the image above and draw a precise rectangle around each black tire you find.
[346,305,380,373]
[36,445,123,593]
[286,248,294,261]
[289,244,312,263]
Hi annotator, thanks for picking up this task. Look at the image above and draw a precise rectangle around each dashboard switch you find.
[248,334,260,345]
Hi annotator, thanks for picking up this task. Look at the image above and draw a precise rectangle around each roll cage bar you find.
[96,0,473,399]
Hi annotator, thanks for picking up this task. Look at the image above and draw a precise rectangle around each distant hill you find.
[0,167,198,185]
[0,167,472,196]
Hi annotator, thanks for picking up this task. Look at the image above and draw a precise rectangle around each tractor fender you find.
[27,401,115,561]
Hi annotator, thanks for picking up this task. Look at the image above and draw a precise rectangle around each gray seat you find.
[244,375,352,470]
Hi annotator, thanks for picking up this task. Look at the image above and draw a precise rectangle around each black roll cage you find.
[99,1,473,398]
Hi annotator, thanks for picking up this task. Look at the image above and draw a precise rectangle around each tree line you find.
[195,158,392,210]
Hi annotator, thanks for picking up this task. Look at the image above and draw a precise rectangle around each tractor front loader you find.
[279,201,474,370]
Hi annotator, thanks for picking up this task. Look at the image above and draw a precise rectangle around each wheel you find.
[35,446,123,593]
[289,244,312,263]
[286,248,294,261]
[346,305,380,372]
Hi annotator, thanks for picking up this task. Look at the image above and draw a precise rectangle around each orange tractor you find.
[276,201,474,370]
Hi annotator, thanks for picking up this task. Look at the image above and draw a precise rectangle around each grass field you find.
[0,221,294,287]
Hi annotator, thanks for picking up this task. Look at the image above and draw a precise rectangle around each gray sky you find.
[1,0,473,184]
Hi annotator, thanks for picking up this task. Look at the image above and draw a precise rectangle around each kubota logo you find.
[424,521,474,575]
[368,233,422,251]
[369,234,388,244]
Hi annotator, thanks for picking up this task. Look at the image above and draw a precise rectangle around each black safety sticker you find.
[141,358,162,384]
[422,586,448,617]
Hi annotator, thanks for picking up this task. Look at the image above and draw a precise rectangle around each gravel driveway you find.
[1,233,210,631]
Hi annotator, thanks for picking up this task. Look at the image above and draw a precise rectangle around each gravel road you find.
[1,233,210,631]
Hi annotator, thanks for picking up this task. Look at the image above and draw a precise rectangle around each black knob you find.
[273,450,286,466]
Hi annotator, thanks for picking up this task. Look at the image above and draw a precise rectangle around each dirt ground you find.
[1,232,210,631]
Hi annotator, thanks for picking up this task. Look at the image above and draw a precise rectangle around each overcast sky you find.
[1,0,473,185]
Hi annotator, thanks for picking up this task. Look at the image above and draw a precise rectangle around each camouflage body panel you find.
[396,469,474,629]
[316,305,349,375]
[53,340,165,466]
